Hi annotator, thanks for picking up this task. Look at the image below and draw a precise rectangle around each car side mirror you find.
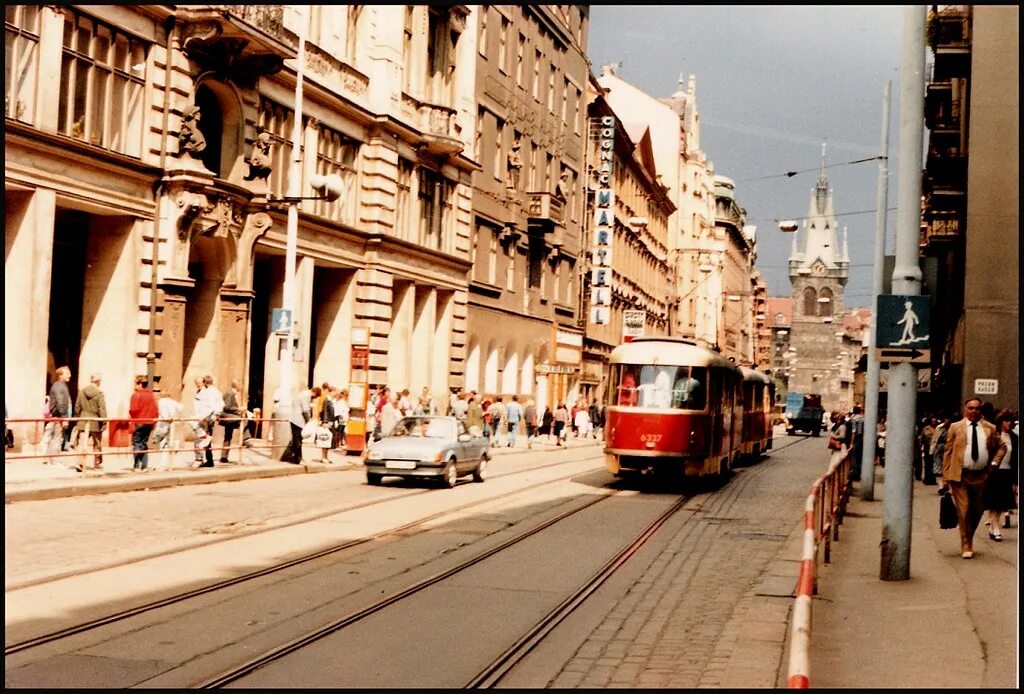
[458,433,471,443]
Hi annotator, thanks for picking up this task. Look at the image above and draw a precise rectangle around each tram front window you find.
[611,365,706,410]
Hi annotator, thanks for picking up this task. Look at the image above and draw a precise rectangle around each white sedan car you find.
[364,416,490,488]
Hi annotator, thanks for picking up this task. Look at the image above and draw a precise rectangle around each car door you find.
[454,421,477,471]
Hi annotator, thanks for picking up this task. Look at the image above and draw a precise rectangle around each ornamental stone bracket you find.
[161,171,273,294]
[177,6,295,89]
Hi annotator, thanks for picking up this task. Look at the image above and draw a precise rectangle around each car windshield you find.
[388,417,455,439]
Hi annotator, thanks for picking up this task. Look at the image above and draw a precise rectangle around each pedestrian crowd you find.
[826,398,1018,561]
[33,366,265,472]
[358,386,606,451]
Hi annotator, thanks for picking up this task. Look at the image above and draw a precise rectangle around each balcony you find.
[178,5,296,87]
[527,192,565,228]
[920,214,963,253]
[924,83,962,132]
[927,6,971,79]
[401,94,462,157]
[924,149,967,193]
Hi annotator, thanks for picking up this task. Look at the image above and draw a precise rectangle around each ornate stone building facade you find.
[786,150,850,413]
[464,5,590,410]
[5,5,480,433]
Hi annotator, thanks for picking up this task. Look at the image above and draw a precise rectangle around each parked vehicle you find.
[364,416,489,487]
[784,392,824,436]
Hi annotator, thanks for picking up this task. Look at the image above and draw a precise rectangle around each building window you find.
[498,15,509,74]
[562,78,570,122]
[547,64,557,112]
[565,259,575,305]
[314,125,360,225]
[532,49,541,100]
[516,33,525,86]
[346,5,362,65]
[5,4,40,123]
[478,6,487,58]
[574,86,581,134]
[818,287,833,317]
[475,106,484,164]
[802,287,817,317]
[418,167,453,252]
[528,140,537,190]
[258,98,295,199]
[58,9,148,156]
[494,116,505,182]
[545,152,554,191]
[402,6,414,92]
[506,244,515,290]
[488,225,498,284]
[396,158,413,240]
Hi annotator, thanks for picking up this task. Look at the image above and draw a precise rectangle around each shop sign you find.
[589,115,615,326]
[622,310,645,342]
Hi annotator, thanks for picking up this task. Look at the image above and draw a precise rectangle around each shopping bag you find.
[301,420,317,442]
[315,426,333,448]
[939,489,958,529]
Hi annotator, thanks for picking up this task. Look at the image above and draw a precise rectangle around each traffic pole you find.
[273,7,307,460]
[859,81,891,501]
[880,5,925,581]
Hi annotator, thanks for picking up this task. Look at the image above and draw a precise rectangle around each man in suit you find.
[942,397,1006,558]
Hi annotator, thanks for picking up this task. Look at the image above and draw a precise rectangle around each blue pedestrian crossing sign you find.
[272,308,293,334]
[875,294,930,363]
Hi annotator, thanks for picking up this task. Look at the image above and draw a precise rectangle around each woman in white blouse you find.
[984,410,1018,538]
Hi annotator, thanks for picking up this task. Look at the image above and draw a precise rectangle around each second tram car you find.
[739,366,774,462]
[604,337,745,481]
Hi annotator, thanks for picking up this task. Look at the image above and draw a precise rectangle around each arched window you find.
[818,287,833,317]
[194,84,223,176]
[802,287,817,316]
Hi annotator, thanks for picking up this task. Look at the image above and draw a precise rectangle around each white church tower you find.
[787,145,850,411]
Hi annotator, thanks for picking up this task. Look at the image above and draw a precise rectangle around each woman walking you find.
[984,410,1018,539]
[553,403,569,447]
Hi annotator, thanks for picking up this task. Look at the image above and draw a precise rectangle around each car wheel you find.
[472,456,488,483]
[812,428,820,437]
[443,460,458,488]
[367,473,383,486]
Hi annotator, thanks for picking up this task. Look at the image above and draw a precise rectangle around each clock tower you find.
[787,145,850,412]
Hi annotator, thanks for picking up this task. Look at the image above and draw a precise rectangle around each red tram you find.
[739,366,775,461]
[603,337,771,481]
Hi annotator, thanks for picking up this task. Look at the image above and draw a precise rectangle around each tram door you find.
[708,372,723,457]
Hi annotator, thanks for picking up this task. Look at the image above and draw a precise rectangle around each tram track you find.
[6,433,816,685]
[5,447,600,593]
[4,451,602,657]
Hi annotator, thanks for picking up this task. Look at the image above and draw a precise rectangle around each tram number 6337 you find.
[639,433,662,444]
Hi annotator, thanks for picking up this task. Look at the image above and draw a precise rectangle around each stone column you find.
[35,6,65,131]
[156,280,194,400]
[218,289,254,393]
[4,188,55,426]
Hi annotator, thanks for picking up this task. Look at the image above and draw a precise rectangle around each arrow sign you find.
[877,347,930,364]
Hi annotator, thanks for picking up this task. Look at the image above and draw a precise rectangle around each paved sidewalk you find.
[4,433,601,503]
[808,467,1019,688]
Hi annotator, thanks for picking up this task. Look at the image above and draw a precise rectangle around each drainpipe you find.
[148,13,177,390]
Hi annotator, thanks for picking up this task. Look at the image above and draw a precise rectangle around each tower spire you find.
[818,142,828,186]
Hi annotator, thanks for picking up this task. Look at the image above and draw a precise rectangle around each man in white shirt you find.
[941,397,1006,558]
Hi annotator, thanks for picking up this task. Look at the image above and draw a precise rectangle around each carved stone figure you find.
[554,170,570,201]
[506,138,523,190]
[244,128,273,183]
[178,105,207,156]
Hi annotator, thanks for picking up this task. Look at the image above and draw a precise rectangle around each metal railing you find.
[2,414,325,473]
[787,444,854,688]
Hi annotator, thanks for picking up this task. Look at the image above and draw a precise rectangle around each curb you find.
[5,440,603,503]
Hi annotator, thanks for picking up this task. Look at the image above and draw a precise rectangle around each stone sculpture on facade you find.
[554,170,570,201]
[506,138,523,191]
[177,105,207,157]
[244,127,273,184]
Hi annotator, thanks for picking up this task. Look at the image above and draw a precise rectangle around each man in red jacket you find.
[129,376,159,472]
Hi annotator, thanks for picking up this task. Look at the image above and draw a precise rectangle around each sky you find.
[587,5,905,309]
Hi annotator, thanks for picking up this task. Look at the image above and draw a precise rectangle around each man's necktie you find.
[970,422,979,462]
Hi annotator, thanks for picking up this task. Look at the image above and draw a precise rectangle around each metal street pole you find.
[860,80,891,501]
[274,8,307,460]
[880,5,925,581]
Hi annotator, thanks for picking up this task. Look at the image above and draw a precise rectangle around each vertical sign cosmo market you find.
[589,116,615,326]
